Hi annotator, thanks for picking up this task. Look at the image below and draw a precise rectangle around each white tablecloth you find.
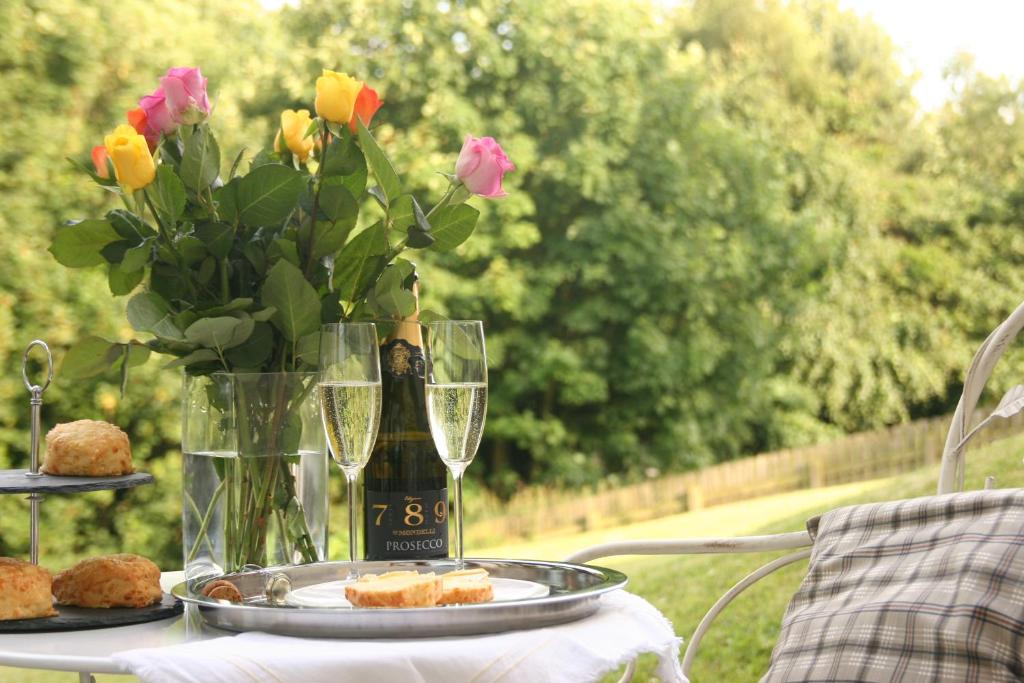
[113,590,686,682]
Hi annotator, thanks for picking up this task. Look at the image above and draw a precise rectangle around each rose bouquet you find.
[51,66,513,572]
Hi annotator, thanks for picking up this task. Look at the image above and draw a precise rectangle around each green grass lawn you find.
[6,433,1022,683]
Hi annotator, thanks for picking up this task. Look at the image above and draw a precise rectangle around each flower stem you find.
[186,479,225,563]
[304,120,329,278]
[426,182,460,221]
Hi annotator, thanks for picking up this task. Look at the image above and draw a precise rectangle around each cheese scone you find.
[438,568,494,605]
[0,557,57,620]
[53,554,162,608]
[43,420,133,477]
[345,571,443,608]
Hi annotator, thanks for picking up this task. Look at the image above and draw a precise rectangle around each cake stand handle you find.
[22,340,52,564]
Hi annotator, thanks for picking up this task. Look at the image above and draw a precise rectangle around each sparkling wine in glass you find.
[425,320,487,568]
[319,322,383,573]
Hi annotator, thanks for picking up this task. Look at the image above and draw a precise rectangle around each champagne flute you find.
[319,322,383,573]
[425,320,487,568]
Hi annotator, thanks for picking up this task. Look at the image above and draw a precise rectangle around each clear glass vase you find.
[181,372,328,587]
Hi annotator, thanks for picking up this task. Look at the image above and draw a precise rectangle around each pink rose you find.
[160,67,211,125]
[139,88,176,137]
[454,135,515,198]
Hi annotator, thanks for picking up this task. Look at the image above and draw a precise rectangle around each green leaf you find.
[318,182,358,224]
[179,125,221,193]
[176,236,207,265]
[294,331,321,367]
[429,204,480,251]
[236,164,304,226]
[61,336,122,379]
[225,322,274,367]
[107,210,157,240]
[418,309,448,325]
[200,298,254,316]
[126,292,184,340]
[152,165,186,226]
[101,240,133,264]
[108,262,144,295]
[149,262,190,303]
[251,306,276,322]
[49,220,121,267]
[310,182,358,259]
[334,222,389,302]
[269,237,300,267]
[389,195,416,231]
[406,225,435,248]
[249,148,276,170]
[195,222,234,259]
[214,178,240,224]
[356,119,401,203]
[184,315,254,351]
[372,260,416,317]
[197,256,217,284]
[243,240,267,275]
[321,137,362,176]
[120,240,152,272]
[261,260,321,341]
[122,343,152,368]
[164,348,220,369]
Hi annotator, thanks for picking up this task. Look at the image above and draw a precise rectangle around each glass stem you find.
[452,470,465,569]
[347,472,359,573]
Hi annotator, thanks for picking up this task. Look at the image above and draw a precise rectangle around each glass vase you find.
[181,372,328,587]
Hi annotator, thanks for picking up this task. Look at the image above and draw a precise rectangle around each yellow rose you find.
[314,70,363,124]
[103,124,155,191]
[280,109,314,162]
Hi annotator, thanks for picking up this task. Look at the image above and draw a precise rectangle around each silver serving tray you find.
[172,558,627,638]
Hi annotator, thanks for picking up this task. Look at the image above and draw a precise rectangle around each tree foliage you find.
[1,0,1023,566]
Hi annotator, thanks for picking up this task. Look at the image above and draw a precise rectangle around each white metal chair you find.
[568,300,1024,681]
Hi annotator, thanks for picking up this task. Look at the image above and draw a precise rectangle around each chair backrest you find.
[939,298,1024,493]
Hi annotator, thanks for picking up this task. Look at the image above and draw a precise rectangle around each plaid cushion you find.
[762,489,1024,682]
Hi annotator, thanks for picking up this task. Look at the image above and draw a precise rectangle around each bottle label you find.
[365,488,449,559]
[382,338,425,379]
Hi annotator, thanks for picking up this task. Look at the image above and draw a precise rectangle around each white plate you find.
[286,576,550,608]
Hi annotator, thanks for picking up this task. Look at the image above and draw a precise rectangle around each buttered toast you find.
[344,571,442,608]
[438,568,494,605]
[345,568,494,608]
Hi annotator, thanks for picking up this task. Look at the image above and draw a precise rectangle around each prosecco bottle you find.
[363,275,449,560]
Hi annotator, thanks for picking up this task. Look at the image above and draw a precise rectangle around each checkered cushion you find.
[762,489,1024,682]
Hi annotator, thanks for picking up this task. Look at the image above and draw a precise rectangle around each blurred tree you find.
[0,0,1022,569]
[0,0,282,567]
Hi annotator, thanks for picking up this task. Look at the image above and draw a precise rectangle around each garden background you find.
[2,0,1024,574]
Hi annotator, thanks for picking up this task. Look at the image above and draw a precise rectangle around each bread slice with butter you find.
[438,568,494,605]
[344,571,442,608]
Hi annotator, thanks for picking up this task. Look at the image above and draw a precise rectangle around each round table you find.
[0,572,194,679]
[0,572,684,683]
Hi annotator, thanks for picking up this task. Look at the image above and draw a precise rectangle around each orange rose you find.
[349,85,383,133]
[91,145,110,178]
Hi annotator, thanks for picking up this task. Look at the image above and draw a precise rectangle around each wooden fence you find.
[465,409,1024,545]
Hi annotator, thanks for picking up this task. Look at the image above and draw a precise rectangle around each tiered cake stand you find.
[0,340,180,631]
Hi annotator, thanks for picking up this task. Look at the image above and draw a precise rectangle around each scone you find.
[53,554,162,608]
[345,571,443,608]
[43,420,133,476]
[0,557,57,620]
[437,568,494,605]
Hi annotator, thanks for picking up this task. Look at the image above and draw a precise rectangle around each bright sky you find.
[839,0,1024,110]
